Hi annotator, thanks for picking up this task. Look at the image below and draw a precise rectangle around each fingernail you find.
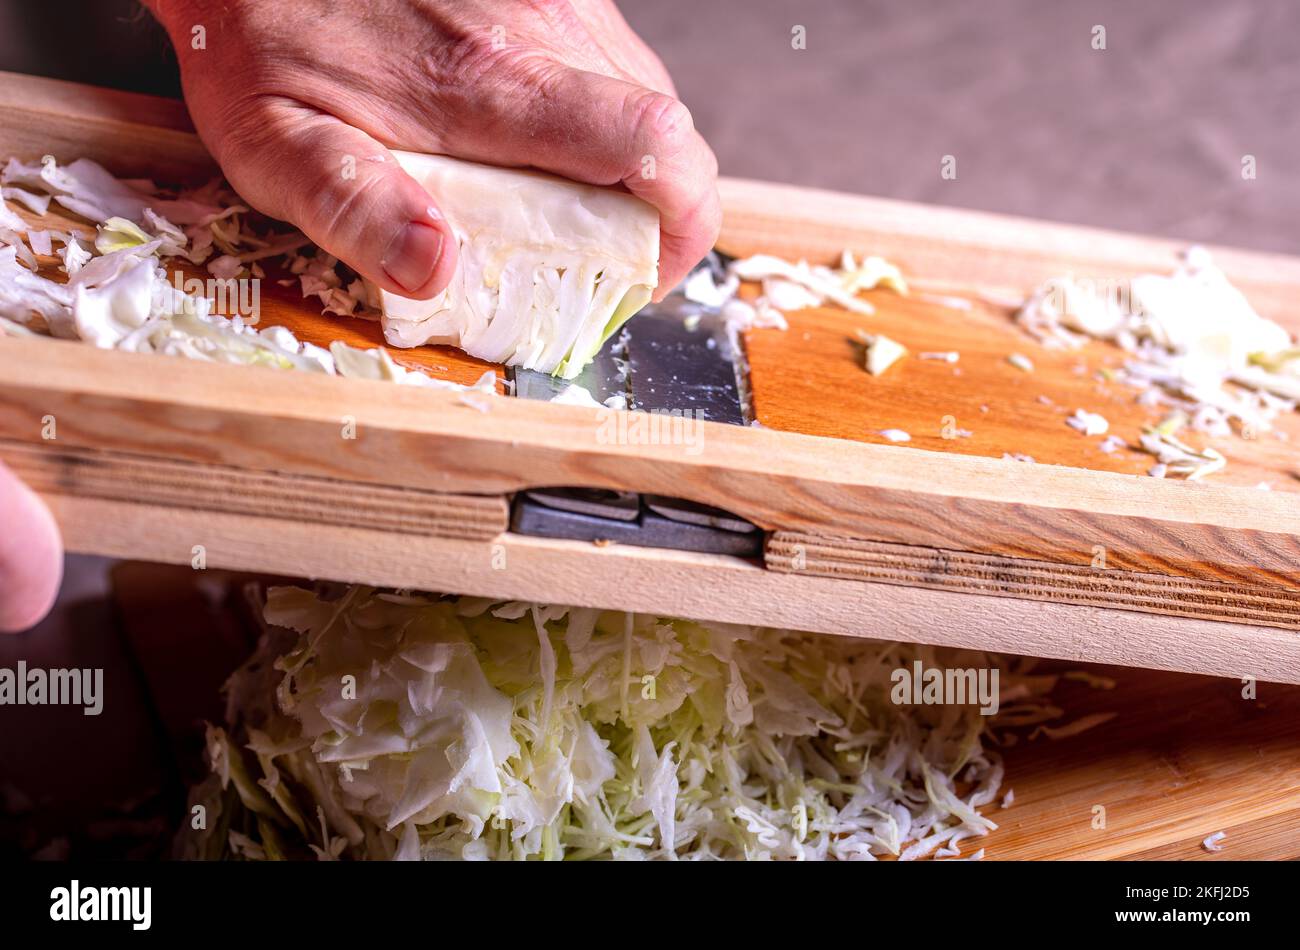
[382,222,443,294]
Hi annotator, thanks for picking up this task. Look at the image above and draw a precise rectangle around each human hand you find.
[0,462,62,633]
[145,0,722,301]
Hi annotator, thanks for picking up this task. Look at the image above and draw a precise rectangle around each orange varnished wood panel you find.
[744,288,1300,493]
[218,258,503,388]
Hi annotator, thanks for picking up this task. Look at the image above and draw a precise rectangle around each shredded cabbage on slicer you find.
[0,156,493,393]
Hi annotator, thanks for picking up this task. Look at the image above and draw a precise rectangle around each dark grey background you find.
[1,0,1295,252]
[622,0,1297,253]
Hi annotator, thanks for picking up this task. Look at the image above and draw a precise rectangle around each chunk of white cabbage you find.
[373,152,659,379]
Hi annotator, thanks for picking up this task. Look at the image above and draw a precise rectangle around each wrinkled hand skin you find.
[0,462,62,633]
[144,0,722,301]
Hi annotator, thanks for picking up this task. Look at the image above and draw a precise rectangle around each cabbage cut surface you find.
[374,152,659,379]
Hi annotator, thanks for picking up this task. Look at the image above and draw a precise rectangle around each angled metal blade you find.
[524,488,639,521]
[623,298,745,425]
[643,495,757,534]
[509,334,628,405]
[510,493,763,558]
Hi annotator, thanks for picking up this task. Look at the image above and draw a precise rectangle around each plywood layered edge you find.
[4,336,1300,596]
[0,437,507,540]
[767,532,1300,631]
[42,493,1300,685]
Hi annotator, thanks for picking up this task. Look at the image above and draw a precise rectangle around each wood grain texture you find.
[7,70,1298,323]
[6,334,1300,594]
[718,176,1300,333]
[767,532,1300,631]
[743,290,1300,493]
[1119,808,1300,861]
[0,70,217,184]
[0,438,507,540]
[982,663,1300,860]
[40,493,1300,684]
[7,154,503,391]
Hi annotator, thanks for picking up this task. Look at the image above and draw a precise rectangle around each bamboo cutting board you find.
[3,72,1300,685]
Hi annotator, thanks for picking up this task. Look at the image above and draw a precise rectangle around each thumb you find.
[216,106,458,300]
[0,462,63,633]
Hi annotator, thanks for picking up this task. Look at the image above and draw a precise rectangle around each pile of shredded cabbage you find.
[1014,248,1300,478]
[0,156,491,392]
[180,585,1063,862]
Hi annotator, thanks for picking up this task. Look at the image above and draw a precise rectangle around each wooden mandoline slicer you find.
[3,72,1300,685]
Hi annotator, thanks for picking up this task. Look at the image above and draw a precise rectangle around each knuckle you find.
[241,119,387,245]
[520,0,576,19]
[300,161,386,246]
[631,92,697,155]
[703,203,724,245]
[420,34,559,130]
[207,95,281,165]
[423,30,528,90]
